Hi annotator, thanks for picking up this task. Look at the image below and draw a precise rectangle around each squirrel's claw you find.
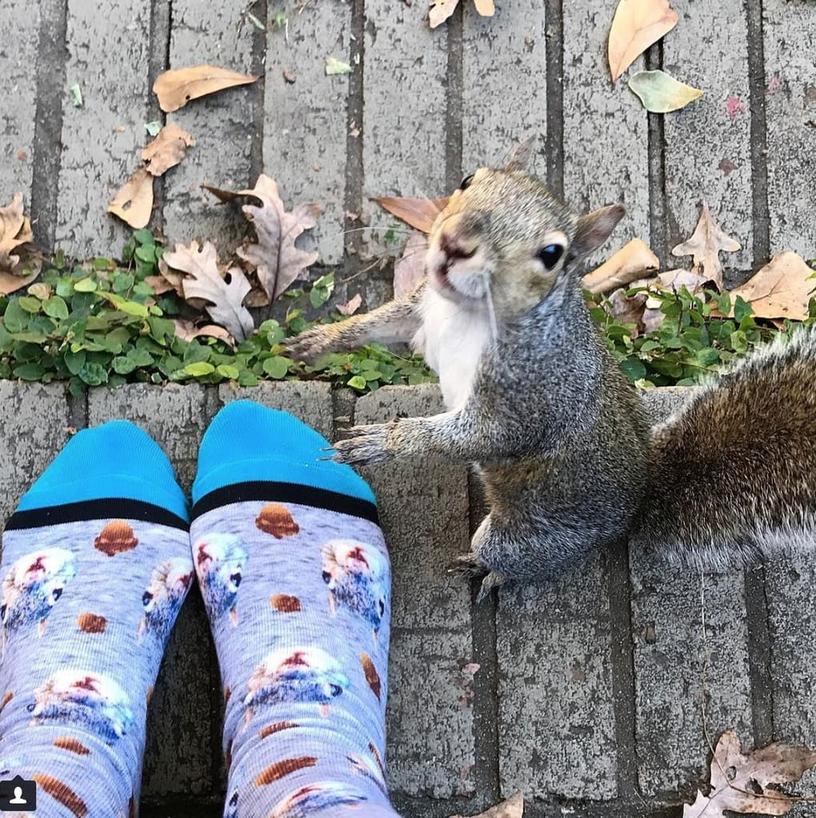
[449,554,506,603]
[331,423,392,466]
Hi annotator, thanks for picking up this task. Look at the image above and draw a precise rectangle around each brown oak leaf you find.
[204,176,319,301]
[671,201,741,290]
[727,252,815,322]
[164,240,255,341]
[681,730,816,817]
[0,193,37,288]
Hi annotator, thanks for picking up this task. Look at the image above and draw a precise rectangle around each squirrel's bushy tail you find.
[633,329,816,570]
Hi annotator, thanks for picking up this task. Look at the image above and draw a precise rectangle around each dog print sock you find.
[0,421,193,817]
[191,400,399,818]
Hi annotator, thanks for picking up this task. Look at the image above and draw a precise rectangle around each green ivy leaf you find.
[183,361,216,377]
[262,356,290,379]
[347,375,367,390]
[74,278,98,293]
[43,296,69,320]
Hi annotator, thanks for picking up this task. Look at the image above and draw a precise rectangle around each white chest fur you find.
[413,287,491,410]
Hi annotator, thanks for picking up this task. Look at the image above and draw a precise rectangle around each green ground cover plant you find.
[0,230,812,396]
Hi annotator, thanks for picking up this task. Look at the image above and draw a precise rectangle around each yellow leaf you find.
[107,168,154,229]
[628,69,703,113]
[608,0,678,82]
[583,238,659,295]
[374,196,449,234]
[152,65,258,113]
[141,123,195,177]
[728,252,815,321]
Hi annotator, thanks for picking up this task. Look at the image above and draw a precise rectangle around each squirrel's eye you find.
[459,173,475,191]
[536,243,565,270]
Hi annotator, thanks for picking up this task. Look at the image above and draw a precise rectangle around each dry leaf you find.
[449,792,524,818]
[153,65,258,113]
[108,168,154,229]
[583,238,659,295]
[608,287,649,329]
[671,201,741,289]
[430,0,460,27]
[0,267,40,296]
[207,175,319,301]
[394,232,428,299]
[374,196,448,233]
[0,193,35,273]
[337,293,362,316]
[141,123,195,177]
[628,69,704,113]
[164,240,255,341]
[608,0,678,82]
[172,319,236,347]
[429,0,493,27]
[728,252,815,321]
[682,730,816,817]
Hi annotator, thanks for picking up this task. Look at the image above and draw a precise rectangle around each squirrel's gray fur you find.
[287,144,816,599]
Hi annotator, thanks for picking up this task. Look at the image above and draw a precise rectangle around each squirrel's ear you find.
[571,204,625,258]
[503,136,536,172]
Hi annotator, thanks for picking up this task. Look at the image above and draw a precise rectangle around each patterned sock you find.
[191,401,400,818]
[0,421,192,817]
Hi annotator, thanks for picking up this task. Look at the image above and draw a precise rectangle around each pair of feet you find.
[0,401,399,818]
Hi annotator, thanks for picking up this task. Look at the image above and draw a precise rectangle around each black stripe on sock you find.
[4,499,189,532]
[191,481,380,525]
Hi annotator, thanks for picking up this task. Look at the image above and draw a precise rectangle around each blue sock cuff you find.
[17,420,189,521]
[192,401,376,506]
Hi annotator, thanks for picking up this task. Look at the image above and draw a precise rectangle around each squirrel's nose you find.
[439,232,476,264]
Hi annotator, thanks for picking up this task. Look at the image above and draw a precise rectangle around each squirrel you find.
[286,142,816,601]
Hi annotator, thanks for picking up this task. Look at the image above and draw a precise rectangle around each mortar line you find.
[745,0,770,268]
[467,472,501,805]
[645,40,668,265]
[30,0,69,252]
[248,0,268,183]
[66,385,88,432]
[147,0,172,238]
[544,0,564,197]
[343,0,366,272]
[445,3,464,191]
[743,563,775,746]
[607,538,641,801]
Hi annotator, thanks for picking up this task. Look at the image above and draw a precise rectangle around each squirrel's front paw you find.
[331,422,395,466]
[284,325,339,363]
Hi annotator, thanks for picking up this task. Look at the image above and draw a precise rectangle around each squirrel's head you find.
[426,139,624,321]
